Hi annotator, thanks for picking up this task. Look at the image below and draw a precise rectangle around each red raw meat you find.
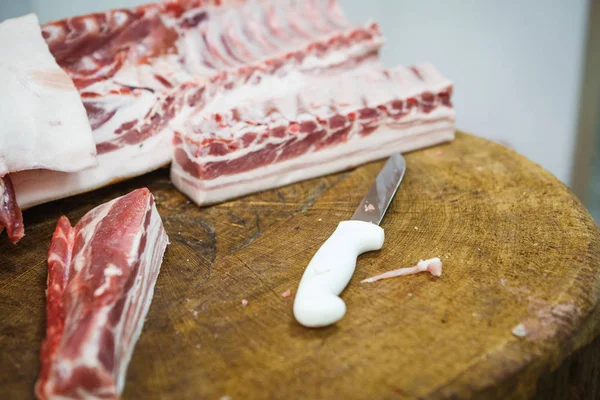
[0,175,24,244]
[36,188,168,399]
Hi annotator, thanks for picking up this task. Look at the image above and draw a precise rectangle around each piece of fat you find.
[361,257,443,283]
[0,14,96,176]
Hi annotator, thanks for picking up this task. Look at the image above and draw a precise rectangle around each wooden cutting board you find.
[2,132,600,400]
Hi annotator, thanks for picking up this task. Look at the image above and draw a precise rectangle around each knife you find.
[293,153,407,328]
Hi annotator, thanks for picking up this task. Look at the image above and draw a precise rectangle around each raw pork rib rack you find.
[36,188,168,399]
[10,0,454,212]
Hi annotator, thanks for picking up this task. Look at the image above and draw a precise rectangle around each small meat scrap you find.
[241,299,249,307]
[364,203,375,212]
[361,257,443,283]
[281,290,292,298]
[512,323,527,338]
[36,188,168,399]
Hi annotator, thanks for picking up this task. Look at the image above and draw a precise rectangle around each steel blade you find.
[351,153,406,225]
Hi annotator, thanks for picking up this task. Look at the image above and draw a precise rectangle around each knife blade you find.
[293,153,407,328]
[351,152,406,225]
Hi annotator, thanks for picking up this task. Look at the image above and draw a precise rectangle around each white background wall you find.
[340,0,590,184]
[0,0,590,183]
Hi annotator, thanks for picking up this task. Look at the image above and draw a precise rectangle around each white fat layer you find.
[200,61,383,122]
[203,69,306,117]
[389,63,452,96]
[301,39,382,69]
[0,14,96,176]
[114,205,167,393]
[12,131,171,210]
[172,119,455,205]
[0,179,6,208]
[104,264,123,277]
[175,63,450,145]
[93,263,124,297]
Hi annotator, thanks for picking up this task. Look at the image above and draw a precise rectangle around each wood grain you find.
[1,132,599,399]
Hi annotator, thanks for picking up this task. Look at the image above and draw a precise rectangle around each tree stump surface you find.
[2,132,600,399]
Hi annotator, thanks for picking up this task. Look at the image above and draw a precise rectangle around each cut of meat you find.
[0,13,97,243]
[0,176,24,244]
[12,0,383,211]
[361,257,443,283]
[170,63,455,205]
[35,188,168,399]
[0,13,96,176]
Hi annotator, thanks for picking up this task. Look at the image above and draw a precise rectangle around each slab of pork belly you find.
[171,63,455,205]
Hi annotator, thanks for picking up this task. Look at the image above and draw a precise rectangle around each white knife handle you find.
[293,220,385,327]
